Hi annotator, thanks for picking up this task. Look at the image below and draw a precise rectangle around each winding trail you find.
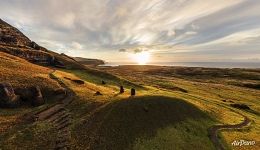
[34,70,75,150]
[208,113,251,150]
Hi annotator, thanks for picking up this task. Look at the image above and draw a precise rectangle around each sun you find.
[132,51,150,65]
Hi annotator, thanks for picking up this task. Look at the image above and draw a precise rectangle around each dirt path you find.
[34,70,75,150]
[208,114,251,150]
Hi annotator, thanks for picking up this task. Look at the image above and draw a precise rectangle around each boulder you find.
[230,103,250,110]
[94,91,102,96]
[0,83,20,107]
[72,79,85,85]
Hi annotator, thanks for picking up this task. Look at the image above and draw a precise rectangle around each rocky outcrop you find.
[0,19,32,47]
[0,18,89,69]
[0,83,20,107]
[74,57,105,66]
[0,18,66,68]
[63,77,84,85]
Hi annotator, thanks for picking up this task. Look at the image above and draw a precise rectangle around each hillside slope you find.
[0,52,61,93]
[0,18,84,69]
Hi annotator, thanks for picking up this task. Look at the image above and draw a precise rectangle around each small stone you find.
[94,91,102,96]
[143,106,149,112]
[72,79,84,85]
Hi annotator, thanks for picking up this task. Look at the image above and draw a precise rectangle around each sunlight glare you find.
[132,51,150,65]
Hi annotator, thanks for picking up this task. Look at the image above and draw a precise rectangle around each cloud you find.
[119,48,127,52]
[71,41,83,50]
[0,0,259,61]
[134,49,143,53]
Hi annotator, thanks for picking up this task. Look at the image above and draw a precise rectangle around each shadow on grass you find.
[73,96,213,150]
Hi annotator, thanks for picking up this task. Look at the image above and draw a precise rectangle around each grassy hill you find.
[72,96,215,150]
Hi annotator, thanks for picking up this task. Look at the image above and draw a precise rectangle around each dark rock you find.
[15,88,33,102]
[1,35,17,44]
[72,79,84,85]
[120,86,124,93]
[131,88,136,96]
[64,76,84,85]
[0,83,20,107]
[64,77,72,80]
[143,106,149,112]
[230,103,250,110]
[94,91,102,96]
[31,86,44,106]
[30,41,41,50]
[102,80,106,85]
[54,88,67,95]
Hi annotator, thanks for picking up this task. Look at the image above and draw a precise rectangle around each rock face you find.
[0,83,20,107]
[0,18,101,69]
[0,19,33,47]
[0,18,66,67]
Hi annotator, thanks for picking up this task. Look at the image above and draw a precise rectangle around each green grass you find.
[60,69,144,90]
[0,121,58,150]
[71,96,215,150]
[1,64,259,150]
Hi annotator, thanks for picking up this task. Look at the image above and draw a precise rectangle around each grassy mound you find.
[61,68,144,90]
[72,96,215,150]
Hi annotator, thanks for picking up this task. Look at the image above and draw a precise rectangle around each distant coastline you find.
[100,62,260,68]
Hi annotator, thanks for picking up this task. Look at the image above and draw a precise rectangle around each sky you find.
[0,0,260,63]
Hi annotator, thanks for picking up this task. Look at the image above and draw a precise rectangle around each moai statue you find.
[131,88,136,96]
[120,86,124,93]
[31,86,44,106]
[102,80,106,85]
[0,83,20,107]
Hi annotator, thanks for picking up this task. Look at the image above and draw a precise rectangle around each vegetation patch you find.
[72,96,215,150]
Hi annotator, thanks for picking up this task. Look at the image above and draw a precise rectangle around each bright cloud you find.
[0,0,259,62]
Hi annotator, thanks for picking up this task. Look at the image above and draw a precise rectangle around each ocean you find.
[100,62,260,68]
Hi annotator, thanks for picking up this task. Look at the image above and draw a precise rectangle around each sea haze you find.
[101,62,260,68]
